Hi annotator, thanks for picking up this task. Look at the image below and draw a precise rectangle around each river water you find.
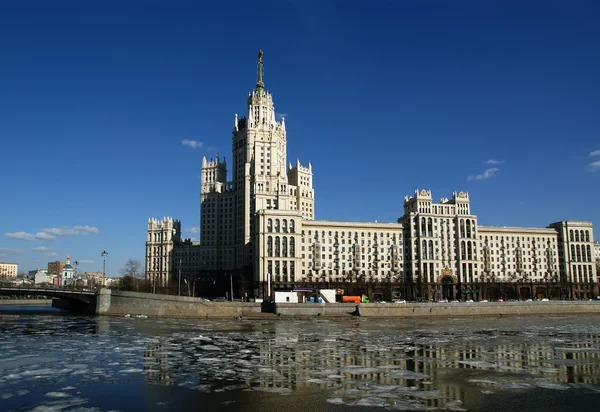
[1,309,599,411]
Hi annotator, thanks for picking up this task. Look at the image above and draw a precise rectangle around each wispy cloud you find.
[42,226,99,236]
[0,247,23,257]
[77,259,94,264]
[467,168,499,181]
[181,139,203,150]
[47,252,59,257]
[186,227,200,234]
[6,231,56,241]
[588,160,600,172]
[276,112,288,120]
[33,246,49,251]
[484,159,504,165]
[590,150,600,156]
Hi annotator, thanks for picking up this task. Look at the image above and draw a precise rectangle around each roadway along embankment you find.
[0,299,53,306]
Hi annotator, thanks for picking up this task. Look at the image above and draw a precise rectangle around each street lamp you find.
[178,257,182,296]
[101,249,108,279]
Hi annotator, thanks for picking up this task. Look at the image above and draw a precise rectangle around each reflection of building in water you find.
[143,341,176,384]
[253,329,600,406]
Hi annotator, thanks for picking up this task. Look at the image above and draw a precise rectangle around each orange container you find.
[341,296,361,303]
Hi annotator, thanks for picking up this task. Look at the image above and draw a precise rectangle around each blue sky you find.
[1,0,599,275]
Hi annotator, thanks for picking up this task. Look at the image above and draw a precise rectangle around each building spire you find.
[256,50,264,92]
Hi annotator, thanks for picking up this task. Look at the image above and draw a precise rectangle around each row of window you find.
[570,229,591,242]
[570,244,594,262]
[266,219,296,233]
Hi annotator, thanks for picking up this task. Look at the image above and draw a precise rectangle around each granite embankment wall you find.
[357,301,600,318]
[94,289,600,319]
[96,289,263,318]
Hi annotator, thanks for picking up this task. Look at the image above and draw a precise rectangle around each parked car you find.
[393,299,407,304]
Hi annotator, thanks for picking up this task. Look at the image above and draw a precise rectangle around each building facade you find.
[145,51,597,300]
[0,262,18,278]
[47,261,65,275]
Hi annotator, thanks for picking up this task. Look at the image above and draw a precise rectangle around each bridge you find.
[0,287,98,312]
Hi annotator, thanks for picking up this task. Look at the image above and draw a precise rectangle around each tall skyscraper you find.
[146,51,597,301]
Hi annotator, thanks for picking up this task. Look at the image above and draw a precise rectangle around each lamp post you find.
[178,257,182,296]
[230,271,234,301]
[101,249,108,280]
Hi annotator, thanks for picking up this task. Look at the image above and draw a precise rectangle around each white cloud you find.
[35,232,56,240]
[484,159,504,165]
[276,112,288,120]
[33,246,49,251]
[186,227,200,234]
[47,252,58,257]
[6,231,56,241]
[77,259,94,264]
[181,139,203,149]
[467,168,499,181]
[590,150,600,156]
[41,226,99,236]
[588,160,600,172]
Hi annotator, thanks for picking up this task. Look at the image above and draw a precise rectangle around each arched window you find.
[267,219,273,232]
[422,240,427,259]
[461,241,466,260]
[580,230,585,242]
[586,245,591,262]
[585,231,590,242]
[460,220,465,238]
[466,220,471,238]
[575,231,580,242]
[267,236,273,257]
[290,220,295,233]
[421,217,426,236]
[569,230,574,242]
[576,245,581,261]
[571,244,575,261]
[428,240,434,260]
[471,220,476,237]
[290,237,295,257]
[275,219,280,233]
[427,218,433,237]
[282,219,288,233]
[275,237,280,257]
[467,242,473,260]
[282,237,288,257]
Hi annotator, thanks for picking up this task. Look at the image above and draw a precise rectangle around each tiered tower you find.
[199,50,314,278]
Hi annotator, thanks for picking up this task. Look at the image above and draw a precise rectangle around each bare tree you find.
[120,259,142,278]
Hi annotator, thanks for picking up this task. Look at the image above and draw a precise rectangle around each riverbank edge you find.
[92,290,600,319]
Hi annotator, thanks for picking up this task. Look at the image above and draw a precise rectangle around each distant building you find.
[0,262,18,278]
[84,272,104,288]
[104,277,120,288]
[47,261,65,275]
[61,255,75,286]
[594,241,600,261]
[30,269,49,285]
[29,268,47,278]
